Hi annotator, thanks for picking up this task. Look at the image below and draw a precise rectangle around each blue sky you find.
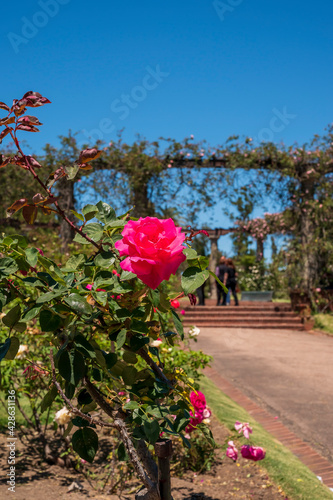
[2,0,333,257]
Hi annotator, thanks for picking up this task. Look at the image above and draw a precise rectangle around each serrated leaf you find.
[58,350,85,386]
[143,419,160,444]
[123,400,139,410]
[116,329,127,348]
[181,267,209,295]
[72,427,98,463]
[61,254,85,272]
[73,223,103,244]
[94,252,115,268]
[171,309,184,339]
[95,201,116,224]
[25,247,39,267]
[0,257,18,278]
[74,334,96,359]
[122,365,138,385]
[65,293,93,315]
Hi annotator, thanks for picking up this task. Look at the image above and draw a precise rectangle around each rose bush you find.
[0,91,223,500]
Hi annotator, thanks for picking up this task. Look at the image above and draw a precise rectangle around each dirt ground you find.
[0,417,287,500]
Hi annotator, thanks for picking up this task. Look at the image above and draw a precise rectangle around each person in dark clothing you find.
[196,282,205,305]
[223,258,239,306]
[216,256,228,306]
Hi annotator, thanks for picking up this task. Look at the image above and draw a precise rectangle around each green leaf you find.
[2,304,21,329]
[183,247,198,260]
[40,385,58,413]
[4,337,20,359]
[181,267,209,295]
[123,400,139,410]
[120,270,137,281]
[123,351,138,364]
[105,220,126,228]
[25,247,40,268]
[78,389,93,406]
[171,309,184,339]
[143,419,160,444]
[115,329,127,348]
[38,256,66,285]
[72,427,98,463]
[72,416,95,428]
[0,257,18,278]
[95,201,116,224]
[148,289,160,308]
[73,223,104,244]
[82,204,98,221]
[208,270,228,292]
[117,442,128,461]
[64,163,80,180]
[65,293,92,315]
[58,350,86,386]
[22,305,42,321]
[122,365,138,385]
[94,252,115,268]
[61,254,85,272]
[74,334,96,359]
[130,319,149,335]
[130,334,149,351]
[0,289,10,312]
[40,309,62,332]
[0,338,11,362]
[70,210,84,222]
[36,290,64,304]
[103,352,117,369]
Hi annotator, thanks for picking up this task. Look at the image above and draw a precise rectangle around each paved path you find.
[195,327,333,462]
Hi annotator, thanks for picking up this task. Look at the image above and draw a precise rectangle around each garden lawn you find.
[201,376,333,500]
[314,313,333,336]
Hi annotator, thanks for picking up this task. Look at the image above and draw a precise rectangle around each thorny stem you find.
[83,378,159,499]
[9,128,100,249]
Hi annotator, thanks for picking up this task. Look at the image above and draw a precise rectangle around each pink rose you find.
[190,391,206,412]
[170,299,180,309]
[115,217,186,289]
[226,441,238,461]
[185,411,203,433]
[180,309,186,315]
[86,284,93,290]
[241,445,266,461]
[235,421,253,439]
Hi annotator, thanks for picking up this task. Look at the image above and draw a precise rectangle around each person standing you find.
[223,258,239,306]
[216,256,228,306]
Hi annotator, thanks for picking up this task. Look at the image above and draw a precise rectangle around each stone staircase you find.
[182,300,304,330]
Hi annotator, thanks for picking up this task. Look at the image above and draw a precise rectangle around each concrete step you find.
[183,317,302,325]
[183,312,297,318]
[183,322,304,330]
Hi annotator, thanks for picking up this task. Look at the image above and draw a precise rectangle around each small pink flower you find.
[226,441,238,461]
[96,288,106,292]
[235,421,253,439]
[112,269,121,277]
[203,408,211,419]
[170,299,180,309]
[180,309,186,315]
[316,288,321,292]
[86,284,93,290]
[241,445,266,461]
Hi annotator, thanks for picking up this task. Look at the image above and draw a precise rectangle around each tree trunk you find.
[208,237,219,300]
[256,237,264,262]
[299,177,317,293]
[57,177,76,252]
[131,181,154,219]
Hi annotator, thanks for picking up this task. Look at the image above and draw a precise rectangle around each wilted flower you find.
[54,407,72,426]
[235,421,253,439]
[15,345,28,359]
